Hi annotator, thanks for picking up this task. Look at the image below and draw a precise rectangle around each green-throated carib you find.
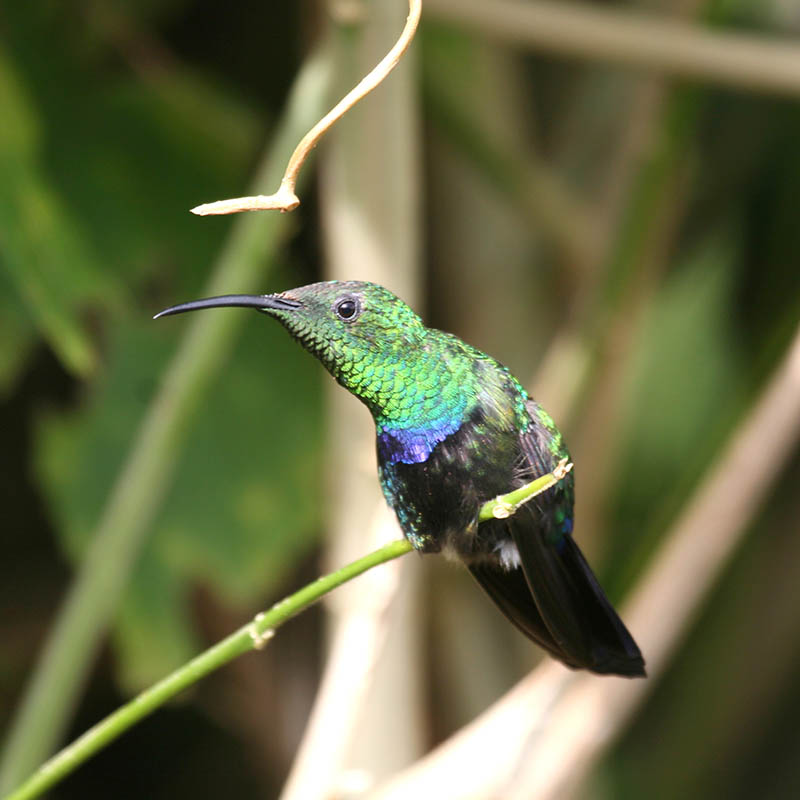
[156,281,645,677]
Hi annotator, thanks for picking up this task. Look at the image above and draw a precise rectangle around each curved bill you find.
[154,294,300,319]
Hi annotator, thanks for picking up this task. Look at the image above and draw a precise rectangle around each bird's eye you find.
[334,296,360,322]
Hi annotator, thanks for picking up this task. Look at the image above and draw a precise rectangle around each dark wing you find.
[509,404,646,677]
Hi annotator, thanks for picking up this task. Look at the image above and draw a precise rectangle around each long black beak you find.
[154,294,301,319]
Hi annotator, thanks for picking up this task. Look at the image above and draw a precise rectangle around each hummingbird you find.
[156,281,645,677]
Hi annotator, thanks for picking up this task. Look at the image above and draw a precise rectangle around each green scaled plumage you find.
[155,280,645,677]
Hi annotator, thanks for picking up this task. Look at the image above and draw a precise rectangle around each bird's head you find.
[155,281,428,411]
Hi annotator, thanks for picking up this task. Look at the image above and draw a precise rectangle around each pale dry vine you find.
[191,0,422,216]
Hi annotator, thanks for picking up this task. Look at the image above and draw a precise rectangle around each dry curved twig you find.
[191,0,422,216]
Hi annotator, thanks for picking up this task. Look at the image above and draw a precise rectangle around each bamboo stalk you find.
[428,0,800,97]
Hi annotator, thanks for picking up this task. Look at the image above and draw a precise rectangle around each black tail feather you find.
[557,535,646,676]
[509,520,645,677]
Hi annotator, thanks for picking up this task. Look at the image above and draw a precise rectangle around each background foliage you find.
[1,1,799,798]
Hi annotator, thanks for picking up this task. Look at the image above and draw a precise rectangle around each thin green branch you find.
[478,458,572,522]
[3,465,570,800]
[2,539,413,800]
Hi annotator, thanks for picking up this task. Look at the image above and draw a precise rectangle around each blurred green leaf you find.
[112,549,197,690]
[41,67,261,296]
[0,268,36,395]
[1,3,263,381]
[36,310,323,684]
[0,50,106,376]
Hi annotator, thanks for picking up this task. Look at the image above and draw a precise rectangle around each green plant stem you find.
[2,539,413,800]
[0,48,333,794]
[478,460,572,522]
[3,466,569,800]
